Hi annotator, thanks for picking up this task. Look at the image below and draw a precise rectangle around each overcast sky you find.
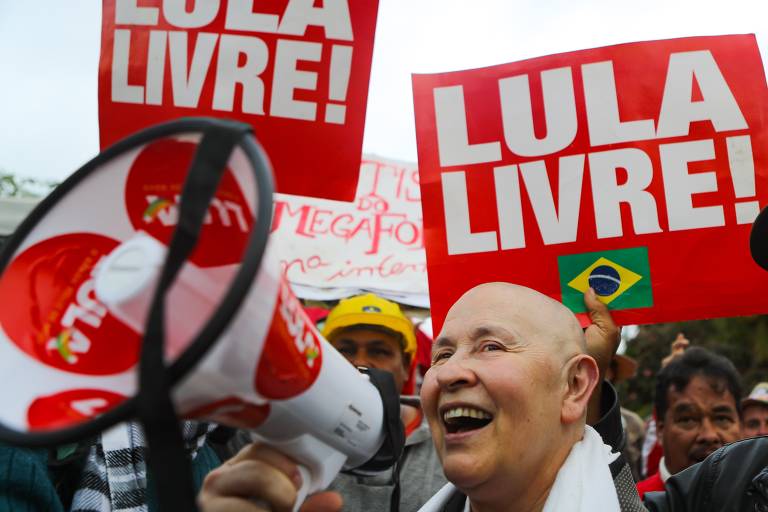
[0,0,766,182]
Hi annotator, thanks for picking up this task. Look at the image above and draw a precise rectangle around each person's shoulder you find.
[620,408,644,429]
[645,436,768,511]
[0,442,65,511]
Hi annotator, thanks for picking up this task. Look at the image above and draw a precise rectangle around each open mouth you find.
[442,406,493,434]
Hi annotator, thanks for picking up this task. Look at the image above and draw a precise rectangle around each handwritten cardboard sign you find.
[271,156,428,306]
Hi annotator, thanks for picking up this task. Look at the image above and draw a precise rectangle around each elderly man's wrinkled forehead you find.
[443,282,586,353]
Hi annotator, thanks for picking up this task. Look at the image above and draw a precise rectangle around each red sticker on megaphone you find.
[187,397,271,430]
[27,388,126,430]
[0,233,140,375]
[124,138,253,268]
[256,279,323,399]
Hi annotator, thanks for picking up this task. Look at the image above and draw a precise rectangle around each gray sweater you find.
[328,396,446,512]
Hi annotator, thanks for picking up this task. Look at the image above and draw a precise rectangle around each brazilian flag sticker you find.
[558,247,653,313]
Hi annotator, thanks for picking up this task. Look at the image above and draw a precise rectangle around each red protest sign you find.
[98,0,379,201]
[413,35,768,331]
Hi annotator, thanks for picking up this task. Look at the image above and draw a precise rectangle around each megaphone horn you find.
[0,117,404,512]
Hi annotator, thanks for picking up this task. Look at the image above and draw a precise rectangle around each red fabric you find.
[415,324,433,376]
[404,407,423,438]
[401,357,417,395]
[304,306,329,325]
[646,441,663,479]
[636,472,666,500]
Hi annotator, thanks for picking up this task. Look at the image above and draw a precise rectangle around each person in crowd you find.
[607,354,646,481]
[205,293,443,511]
[198,285,647,512]
[636,347,742,499]
[741,382,768,437]
[0,420,222,512]
[321,293,446,511]
[641,333,690,479]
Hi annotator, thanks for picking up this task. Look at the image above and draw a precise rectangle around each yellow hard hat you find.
[322,293,416,356]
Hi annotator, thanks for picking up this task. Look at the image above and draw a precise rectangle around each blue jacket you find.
[0,441,221,511]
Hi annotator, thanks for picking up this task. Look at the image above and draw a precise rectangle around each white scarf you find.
[541,425,620,512]
[658,457,672,483]
[418,425,620,512]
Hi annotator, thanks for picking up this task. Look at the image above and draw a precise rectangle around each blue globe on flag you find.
[588,265,621,296]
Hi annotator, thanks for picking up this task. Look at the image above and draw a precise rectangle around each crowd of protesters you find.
[0,285,767,511]
[1,281,767,511]
[197,288,768,512]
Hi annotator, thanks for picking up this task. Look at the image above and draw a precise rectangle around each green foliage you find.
[0,171,57,198]
[621,316,768,417]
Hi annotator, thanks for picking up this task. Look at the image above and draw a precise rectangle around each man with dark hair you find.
[636,347,742,499]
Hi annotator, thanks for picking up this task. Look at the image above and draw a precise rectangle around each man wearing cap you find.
[741,382,768,437]
[321,293,446,512]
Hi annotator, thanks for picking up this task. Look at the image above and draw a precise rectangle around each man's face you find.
[329,327,408,394]
[742,403,768,437]
[659,375,741,475]
[420,284,582,495]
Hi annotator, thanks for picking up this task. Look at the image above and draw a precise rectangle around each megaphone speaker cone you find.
[0,117,274,445]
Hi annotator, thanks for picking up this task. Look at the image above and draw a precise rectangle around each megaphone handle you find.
[250,464,310,512]
[251,433,347,511]
[293,465,312,512]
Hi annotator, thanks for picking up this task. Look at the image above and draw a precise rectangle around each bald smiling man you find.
[418,283,639,511]
[198,283,645,512]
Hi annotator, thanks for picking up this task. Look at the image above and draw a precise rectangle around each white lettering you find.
[112,29,144,104]
[519,155,585,245]
[270,39,321,121]
[115,0,158,25]
[212,35,269,114]
[71,398,109,417]
[434,86,502,167]
[169,31,218,108]
[582,60,656,146]
[493,165,525,250]
[145,30,167,105]
[441,171,498,255]
[280,0,353,40]
[657,50,748,137]
[499,67,577,156]
[163,0,219,28]
[225,0,279,33]
[589,148,662,238]
[659,139,724,230]
[726,135,760,224]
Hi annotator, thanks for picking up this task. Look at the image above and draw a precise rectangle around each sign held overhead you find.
[99,0,379,201]
[413,35,768,331]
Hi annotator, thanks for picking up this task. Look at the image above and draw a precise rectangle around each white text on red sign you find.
[434,50,759,255]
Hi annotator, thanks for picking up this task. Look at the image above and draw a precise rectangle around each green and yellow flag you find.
[558,247,653,313]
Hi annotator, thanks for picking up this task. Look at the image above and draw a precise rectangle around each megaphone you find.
[0,118,403,511]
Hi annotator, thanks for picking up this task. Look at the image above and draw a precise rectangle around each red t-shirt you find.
[636,471,665,500]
